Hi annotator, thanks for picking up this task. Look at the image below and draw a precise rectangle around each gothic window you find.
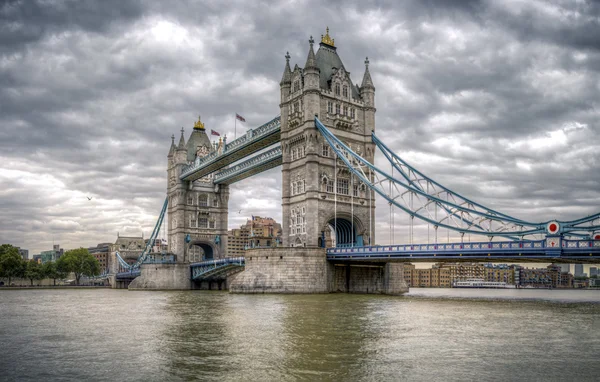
[326,179,334,193]
[209,220,215,229]
[322,144,329,157]
[327,101,333,114]
[343,106,348,116]
[291,148,295,161]
[343,85,348,98]
[335,83,340,96]
[337,178,349,195]
[212,198,219,207]
[187,195,194,205]
[294,102,300,114]
[302,207,306,215]
[190,216,197,228]
[353,183,359,197]
[351,108,355,119]
[292,182,297,195]
[293,80,300,92]
[198,217,208,228]
[299,146,304,157]
[198,194,208,207]
[336,104,340,114]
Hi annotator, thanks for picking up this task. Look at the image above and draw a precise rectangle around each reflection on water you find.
[1,289,599,381]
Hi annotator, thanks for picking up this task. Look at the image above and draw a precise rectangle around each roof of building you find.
[185,116,214,162]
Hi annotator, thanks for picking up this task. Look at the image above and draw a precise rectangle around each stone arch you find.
[321,212,365,248]
[188,240,219,262]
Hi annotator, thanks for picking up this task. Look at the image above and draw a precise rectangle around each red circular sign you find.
[548,223,558,233]
[595,234,600,240]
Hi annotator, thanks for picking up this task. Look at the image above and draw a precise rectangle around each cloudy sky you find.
[1,0,599,255]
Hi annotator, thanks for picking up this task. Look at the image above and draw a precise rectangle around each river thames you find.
[1,288,599,381]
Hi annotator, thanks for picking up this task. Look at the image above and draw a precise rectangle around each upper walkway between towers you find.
[179,116,281,183]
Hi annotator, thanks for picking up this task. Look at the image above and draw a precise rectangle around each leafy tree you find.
[57,248,100,285]
[0,244,25,286]
[42,261,66,286]
[25,260,44,286]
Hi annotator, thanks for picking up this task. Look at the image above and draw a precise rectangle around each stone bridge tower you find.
[167,117,229,261]
[280,29,376,248]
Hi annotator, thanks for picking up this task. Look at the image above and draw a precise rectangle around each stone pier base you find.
[230,247,329,293]
[128,263,191,290]
[229,247,408,295]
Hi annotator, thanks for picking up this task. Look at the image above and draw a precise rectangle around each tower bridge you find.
[112,28,600,293]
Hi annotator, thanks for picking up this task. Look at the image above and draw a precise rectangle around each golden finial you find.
[321,26,335,47]
[193,115,205,130]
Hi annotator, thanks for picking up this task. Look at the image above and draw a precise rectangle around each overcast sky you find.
[1,0,599,255]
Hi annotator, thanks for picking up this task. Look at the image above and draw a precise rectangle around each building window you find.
[353,184,359,197]
[212,198,218,207]
[343,106,348,116]
[336,104,340,114]
[291,148,295,161]
[335,83,340,95]
[326,179,334,193]
[190,216,197,228]
[293,80,300,92]
[322,144,329,157]
[337,178,349,195]
[327,101,333,114]
[209,220,215,229]
[299,146,304,157]
[198,217,208,228]
[295,102,300,114]
[198,194,208,207]
[343,85,348,98]
[351,108,355,119]
[187,195,194,205]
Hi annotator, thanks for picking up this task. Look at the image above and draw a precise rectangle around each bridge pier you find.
[229,247,408,295]
[128,263,191,290]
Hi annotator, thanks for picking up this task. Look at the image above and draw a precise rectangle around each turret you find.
[280,52,292,102]
[175,127,188,164]
[303,36,320,125]
[360,57,376,133]
[167,134,175,158]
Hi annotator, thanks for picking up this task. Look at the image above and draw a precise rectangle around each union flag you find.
[236,113,246,122]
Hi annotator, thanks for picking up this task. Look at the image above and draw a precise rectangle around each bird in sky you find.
[238,210,242,214]
[87,197,92,201]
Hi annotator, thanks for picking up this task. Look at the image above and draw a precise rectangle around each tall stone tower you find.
[280,29,376,248]
[166,117,229,261]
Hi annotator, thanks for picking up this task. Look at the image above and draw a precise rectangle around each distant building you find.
[227,216,282,257]
[16,247,28,261]
[108,235,145,273]
[32,254,42,263]
[589,267,598,277]
[574,264,584,277]
[558,264,570,273]
[88,243,112,273]
[40,245,64,264]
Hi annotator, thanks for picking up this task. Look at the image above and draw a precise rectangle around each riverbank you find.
[0,285,110,290]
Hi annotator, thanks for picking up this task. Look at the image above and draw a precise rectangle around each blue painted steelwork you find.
[190,257,245,280]
[180,117,281,182]
[327,239,600,263]
[314,117,600,240]
[214,145,282,184]
[115,198,168,271]
[116,269,141,280]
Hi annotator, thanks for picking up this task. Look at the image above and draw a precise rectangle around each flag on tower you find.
[211,129,220,136]
[236,113,246,122]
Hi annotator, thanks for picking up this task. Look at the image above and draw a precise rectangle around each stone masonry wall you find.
[229,247,330,293]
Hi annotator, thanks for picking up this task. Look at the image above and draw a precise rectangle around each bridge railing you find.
[328,240,548,254]
[190,257,245,268]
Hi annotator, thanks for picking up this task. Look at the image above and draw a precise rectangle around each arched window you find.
[343,85,348,98]
[336,104,340,114]
[335,83,340,95]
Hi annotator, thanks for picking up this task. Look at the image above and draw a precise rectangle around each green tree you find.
[25,260,44,286]
[42,261,66,286]
[0,244,25,286]
[56,248,100,285]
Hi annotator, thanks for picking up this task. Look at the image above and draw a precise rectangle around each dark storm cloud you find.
[0,0,598,254]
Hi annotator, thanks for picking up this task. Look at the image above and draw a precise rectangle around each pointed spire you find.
[304,36,317,69]
[280,52,291,85]
[177,127,186,149]
[168,133,175,157]
[361,57,375,90]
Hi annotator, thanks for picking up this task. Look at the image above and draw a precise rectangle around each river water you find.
[1,288,599,381]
